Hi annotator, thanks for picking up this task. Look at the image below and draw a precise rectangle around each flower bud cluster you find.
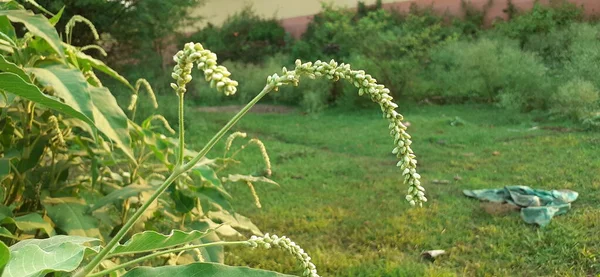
[135,78,158,109]
[265,59,426,206]
[249,138,272,177]
[48,115,65,145]
[171,42,238,95]
[248,233,319,277]
[224,131,247,154]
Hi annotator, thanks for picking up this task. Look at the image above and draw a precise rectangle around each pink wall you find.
[280,0,600,38]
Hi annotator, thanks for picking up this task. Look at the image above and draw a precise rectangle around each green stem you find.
[88,241,248,277]
[177,92,185,166]
[74,84,273,277]
[181,85,273,172]
[73,168,184,277]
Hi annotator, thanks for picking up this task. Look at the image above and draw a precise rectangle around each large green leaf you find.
[88,86,135,162]
[25,64,95,124]
[14,213,54,236]
[5,236,98,277]
[43,198,101,239]
[0,16,16,40]
[89,184,153,212]
[0,10,64,58]
[111,229,213,256]
[0,240,8,270]
[76,51,133,91]
[123,263,296,277]
[0,72,95,128]
[0,54,27,80]
[0,226,17,239]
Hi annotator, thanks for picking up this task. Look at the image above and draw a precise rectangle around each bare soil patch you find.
[196,104,296,114]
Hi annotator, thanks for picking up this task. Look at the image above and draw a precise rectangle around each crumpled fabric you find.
[463,185,578,227]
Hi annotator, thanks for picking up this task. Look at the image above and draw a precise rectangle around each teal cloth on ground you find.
[463,186,578,227]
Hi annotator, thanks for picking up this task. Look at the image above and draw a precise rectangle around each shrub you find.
[493,1,583,48]
[186,5,288,64]
[550,78,599,121]
[420,38,550,110]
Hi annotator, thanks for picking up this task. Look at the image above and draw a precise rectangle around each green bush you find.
[493,1,583,48]
[420,38,550,110]
[550,78,599,121]
[186,6,288,64]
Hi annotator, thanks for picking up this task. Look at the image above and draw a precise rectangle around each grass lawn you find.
[183,103,600,277]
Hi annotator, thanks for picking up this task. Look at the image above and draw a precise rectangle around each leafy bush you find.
[493,1,583,48]
[420,38,550,110]
[186,6,288,64]
[550,78,599,121]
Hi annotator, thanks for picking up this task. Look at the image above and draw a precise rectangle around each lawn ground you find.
[184,103,600,277]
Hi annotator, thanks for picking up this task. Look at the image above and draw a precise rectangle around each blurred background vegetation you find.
[26,0,600,126]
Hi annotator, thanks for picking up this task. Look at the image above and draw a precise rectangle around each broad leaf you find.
[122,263,296,277]
[5,236,98,277]
[25,64,95,125]
[0,240,8,272]
[111,229,213,256]
[88,86,135,162]
[0,158,9,178]
[0,10,64,58]
[0,226,17,239]
[209,211,262,236]
[0,54,27,80]
[89,184,153,212]
[76,51,134,91]
[8,235,97,251]
[43,198,101,239]
[0,15,16,43]
[0,204,13,222]
[14,213,54,236]
[0,72,95,128]
[170,186,196,214]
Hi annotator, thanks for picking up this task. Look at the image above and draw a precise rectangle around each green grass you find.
[184,103,600,277]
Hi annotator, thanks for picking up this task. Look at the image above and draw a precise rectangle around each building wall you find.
[182,0,402,33]
[184,0,600,37]
[279,0,600,38]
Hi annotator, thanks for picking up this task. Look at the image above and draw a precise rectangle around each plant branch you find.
[74,84,273,277]
[182,85,273,172]
[177,92,185,166]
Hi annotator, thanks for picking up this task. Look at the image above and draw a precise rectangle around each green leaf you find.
[14,213,54,236]
[209,210,262,236]
[0,16,16,40]
[0,158,9,177]
[0,204,13,222]
[0,54,27,80]
[25,64,95,125]
[0,226,17,239]
[0,240,9,271]
[5,235,98,277]
[88,86,135,162]
[49,7,64,25]
[0,10,64,58]
[43,198,101,239]
[76,51,134,91]
[170,186,196,214]
[0,72,95,129]
[122,263,296,277]
[89,184,153,212]
[110,229,213,256]
[8,235,98,251]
